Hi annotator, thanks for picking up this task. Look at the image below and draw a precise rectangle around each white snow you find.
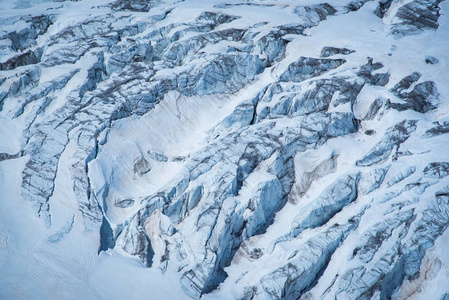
[1,0,449,299]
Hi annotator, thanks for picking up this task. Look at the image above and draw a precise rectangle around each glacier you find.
[1,0,449,299]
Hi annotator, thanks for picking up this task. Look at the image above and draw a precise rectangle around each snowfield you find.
[1,0,449,299]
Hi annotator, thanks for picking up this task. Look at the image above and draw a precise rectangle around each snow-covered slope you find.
[1,0,449,299]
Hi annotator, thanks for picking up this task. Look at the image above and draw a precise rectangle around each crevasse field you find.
[1,0,449,299]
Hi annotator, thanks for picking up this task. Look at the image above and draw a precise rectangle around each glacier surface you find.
[1,0,449,299]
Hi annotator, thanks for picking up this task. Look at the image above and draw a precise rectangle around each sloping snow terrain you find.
[1,0,449,299]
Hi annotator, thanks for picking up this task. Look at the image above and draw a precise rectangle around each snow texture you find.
[1,0,449,299]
